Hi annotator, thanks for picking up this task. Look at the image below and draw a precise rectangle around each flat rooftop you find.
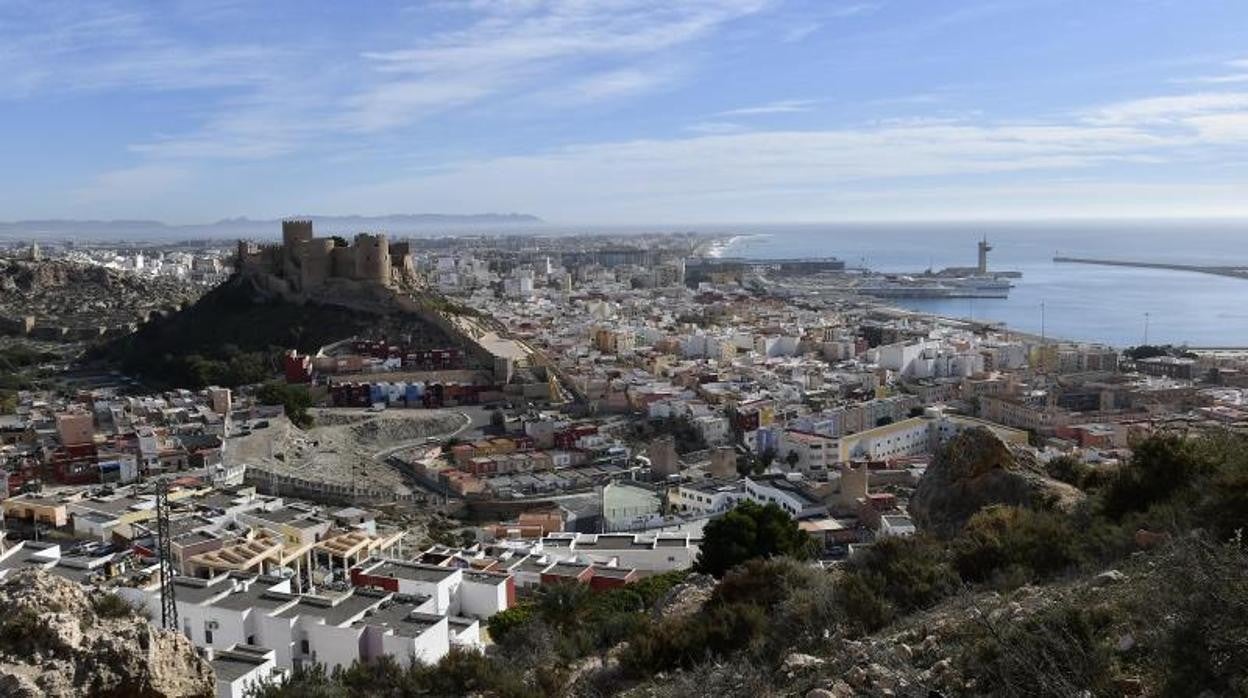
[365,560,458,584]
[212,647,272,684]
[353,604,444,639]
[276,591,385,626]
[171,578,233,605]
[577,535,650,551]
[212,584,298,613]
[590,566,636,580]
[654,537,690,548]
[463,570,508,586]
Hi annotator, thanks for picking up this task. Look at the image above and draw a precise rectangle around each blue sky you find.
[1,0,1247,224]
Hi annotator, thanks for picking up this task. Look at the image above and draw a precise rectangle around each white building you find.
[212,645,281,698]
[669,480,745,516]
[743,475,828,519]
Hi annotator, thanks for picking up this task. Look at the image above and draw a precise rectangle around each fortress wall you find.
[299,238,335,289]
[330,246,355,279]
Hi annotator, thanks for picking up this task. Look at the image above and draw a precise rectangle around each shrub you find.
[0,608,59,655]
[836,536,958,634]
[952,506,1082,584]
[1045,455,1090,488]
[622,602,768,676]
[92,592,137,619]
[1157,536,1248,696]
[486,604,534,644]
[1102,434,1210,519]
[963,604,1118,698]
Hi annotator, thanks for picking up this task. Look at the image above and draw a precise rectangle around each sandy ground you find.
[224,407,470,492]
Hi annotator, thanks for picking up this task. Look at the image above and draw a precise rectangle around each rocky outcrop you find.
[0,258,201,333]
[0,570,214,697]
[650,573,715,621]
[910,427,1085,537]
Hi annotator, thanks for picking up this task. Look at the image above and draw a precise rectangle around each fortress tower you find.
[282,220,314,253]
[353,233,391,286]
[837,461,869,509]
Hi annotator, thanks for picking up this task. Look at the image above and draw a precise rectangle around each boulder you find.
[0,570,213,698]
[910,428,1086,537]
[1093,569,1128,586]
[782,653,825,672]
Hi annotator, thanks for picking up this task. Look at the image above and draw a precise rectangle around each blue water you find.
[713,221,1248,348]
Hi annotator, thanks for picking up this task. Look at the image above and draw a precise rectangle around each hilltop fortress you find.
[236,220,417,297]
[235,220,532,385]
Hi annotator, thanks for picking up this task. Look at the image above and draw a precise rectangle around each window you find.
[300,639,310,654]
[205,629,213,644]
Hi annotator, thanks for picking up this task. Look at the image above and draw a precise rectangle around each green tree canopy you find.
[256,381,313,428]
[694,501,816,577]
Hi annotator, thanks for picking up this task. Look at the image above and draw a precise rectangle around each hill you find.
[0,258,201,333]
[97,273,463,389]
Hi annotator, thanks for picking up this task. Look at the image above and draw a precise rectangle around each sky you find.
[1,0,1247,225]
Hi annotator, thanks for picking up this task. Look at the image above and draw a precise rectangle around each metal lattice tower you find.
[155,480,178,631]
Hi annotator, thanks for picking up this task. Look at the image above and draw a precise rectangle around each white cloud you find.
[717,99,819,117]
[1185,57,1248,85]
[1185,113,1248,142]
[781,22,821,43]
[1087,92,1248,126]
[0,3,276,97]
[827,2,884,19]
[321,117,1206,222]
[540,66,684,105]
[686,121,750,134]
[343,0,770,131]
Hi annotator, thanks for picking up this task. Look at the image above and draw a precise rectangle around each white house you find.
[212,645,281,698]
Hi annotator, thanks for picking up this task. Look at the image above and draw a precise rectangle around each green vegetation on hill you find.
[0,344,59,411]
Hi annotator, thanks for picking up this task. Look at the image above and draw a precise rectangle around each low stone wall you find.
[243,464,427,507]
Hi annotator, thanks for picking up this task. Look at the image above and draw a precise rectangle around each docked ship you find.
[855,237,1020,299]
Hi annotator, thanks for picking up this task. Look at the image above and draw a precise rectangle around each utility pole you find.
[1143,312,1151,346]
[155,480,178,632]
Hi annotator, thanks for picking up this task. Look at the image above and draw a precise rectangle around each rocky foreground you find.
[0,570,214,697]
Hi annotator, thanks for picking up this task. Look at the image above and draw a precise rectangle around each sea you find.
[708,220,1248,348]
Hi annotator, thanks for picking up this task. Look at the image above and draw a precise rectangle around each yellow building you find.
[2,493,69,527]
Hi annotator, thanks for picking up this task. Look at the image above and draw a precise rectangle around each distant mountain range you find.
[0,213,544,241]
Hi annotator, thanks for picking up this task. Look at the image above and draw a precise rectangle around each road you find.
[369,409,476,460]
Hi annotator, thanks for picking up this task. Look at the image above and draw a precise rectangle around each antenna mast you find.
[155,480,178,631]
